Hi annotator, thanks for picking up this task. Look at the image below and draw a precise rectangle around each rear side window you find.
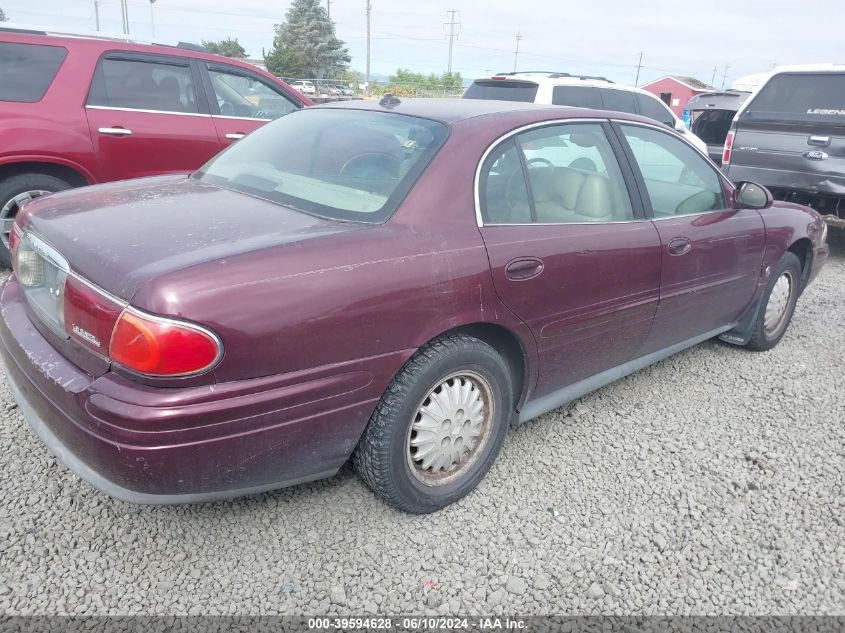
[745,73,845,122]
[0,42,67,103]
[635,94,675,127]
[598,88,637,114]
[88,57,199,113]
[551,86,601,109]
[463,80,538,102]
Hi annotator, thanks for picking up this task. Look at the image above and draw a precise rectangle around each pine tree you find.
[0,8,8,21]
[201,38,248,59]
[264,0,350,79]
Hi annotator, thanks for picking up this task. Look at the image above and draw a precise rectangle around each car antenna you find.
[379,94,401,108]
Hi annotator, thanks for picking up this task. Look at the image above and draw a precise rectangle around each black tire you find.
[354,334,514,513]
[0,173,74,268]
[746,251,802,351]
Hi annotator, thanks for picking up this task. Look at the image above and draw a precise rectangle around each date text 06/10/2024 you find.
[306,617,527,630]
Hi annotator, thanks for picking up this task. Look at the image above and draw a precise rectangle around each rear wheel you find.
[746,251,802,351]
[354,334,513,513]
[0,173,74,268]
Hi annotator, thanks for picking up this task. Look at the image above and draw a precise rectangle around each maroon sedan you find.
[0,99,828,513]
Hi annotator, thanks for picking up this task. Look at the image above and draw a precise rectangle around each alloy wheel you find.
[1,190,51,248]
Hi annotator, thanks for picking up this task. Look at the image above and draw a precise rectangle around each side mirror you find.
[735,181,773,209]
[674,119,687,131]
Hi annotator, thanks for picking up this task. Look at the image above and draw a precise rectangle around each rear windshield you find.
[691,109,734,144]
[196,108,448,223]
[463,80,538,102]
[0,42,67,102]
[744,73,845,122]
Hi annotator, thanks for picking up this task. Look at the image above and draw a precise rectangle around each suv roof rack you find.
[494,70,613,83]
[0,22,208,53]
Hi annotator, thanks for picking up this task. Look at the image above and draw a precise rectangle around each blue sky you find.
[3,0,843,86]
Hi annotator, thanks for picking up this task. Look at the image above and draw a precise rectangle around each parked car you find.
[291,80,317,95]
[1,99,828,512]
[463,71,709,155]
[723,65,845,228]
[0,25,312,267]
[337,85,355,97]
[686,89,751,165]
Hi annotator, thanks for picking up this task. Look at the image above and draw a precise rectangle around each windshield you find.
[196,108,448,222]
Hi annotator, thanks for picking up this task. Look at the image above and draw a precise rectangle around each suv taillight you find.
[17,231,222,377]
[722,130,735,166]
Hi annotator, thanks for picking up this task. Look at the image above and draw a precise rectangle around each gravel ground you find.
[0,236,843,617]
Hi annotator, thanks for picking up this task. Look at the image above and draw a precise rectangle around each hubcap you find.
[764,271,793,335]
[406,370,494,486]
[1,190,51,248]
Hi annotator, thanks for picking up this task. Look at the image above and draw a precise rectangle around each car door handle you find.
[808,135,830,147]
[505,257,544,281]
[667,237,692,256]
[98,127,132,137]
[225,133,246,140]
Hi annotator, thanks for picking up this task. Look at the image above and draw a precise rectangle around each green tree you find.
[264,0,350,78]
[384,68,464,96]
[0,8,8,21]
[201,37,247,59]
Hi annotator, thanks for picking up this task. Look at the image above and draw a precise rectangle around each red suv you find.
[0,26,313,266]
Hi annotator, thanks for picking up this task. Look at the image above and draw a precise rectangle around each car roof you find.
[472,73,668,99]
[315,97,656,126]
[0,23,263,72]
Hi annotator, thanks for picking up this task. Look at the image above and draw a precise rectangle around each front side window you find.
[620,124,725,217]
[197,109,448,222]
[635,94,675,127]
[209,66,301,119]
[481,123,633,224]
[0,42,67,103]
[88,57,198,113]
[463,80,539,103]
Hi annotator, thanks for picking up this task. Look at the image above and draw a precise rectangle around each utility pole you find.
[120,0,129,34]
[711,65,717,86]
[721,64,730,89]
[634,51,643,86]
[149,0,156,38]
[444,10,460,75]
[512,31,522,73]
[365,0,372,96]
[327,0,331,19]
[93,0,100,31]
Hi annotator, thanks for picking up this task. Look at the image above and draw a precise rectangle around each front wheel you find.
[0,173,74,268]
[746,251,802,351]
[354,334,513,513]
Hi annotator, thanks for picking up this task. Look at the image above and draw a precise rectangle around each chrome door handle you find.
[667,237,692,256]
[225,133,246,140]
[98,127,132,137]
[505,257,544,281]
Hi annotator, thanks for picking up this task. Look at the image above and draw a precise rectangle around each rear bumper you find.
[0,277,388,504]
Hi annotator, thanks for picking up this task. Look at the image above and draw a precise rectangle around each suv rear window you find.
[0,42,67,103]
[598,88,637,114]
[551,86,601,109]
[463,80,538,102]
[744,73,845,122]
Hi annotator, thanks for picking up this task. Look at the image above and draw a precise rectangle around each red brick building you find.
[639,75,714,117]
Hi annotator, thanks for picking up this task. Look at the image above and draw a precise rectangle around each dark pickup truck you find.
[723,66,845,229]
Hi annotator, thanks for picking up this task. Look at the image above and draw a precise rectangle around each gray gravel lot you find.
[1,236,843,616]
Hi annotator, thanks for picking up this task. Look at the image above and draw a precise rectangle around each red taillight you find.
[64,275,124,354]
[109,309,221,376]
[722,130,735,165]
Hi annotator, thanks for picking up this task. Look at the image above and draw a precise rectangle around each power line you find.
[443,9,460,74]
[721,63,730,89]
[512,31,522,72]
